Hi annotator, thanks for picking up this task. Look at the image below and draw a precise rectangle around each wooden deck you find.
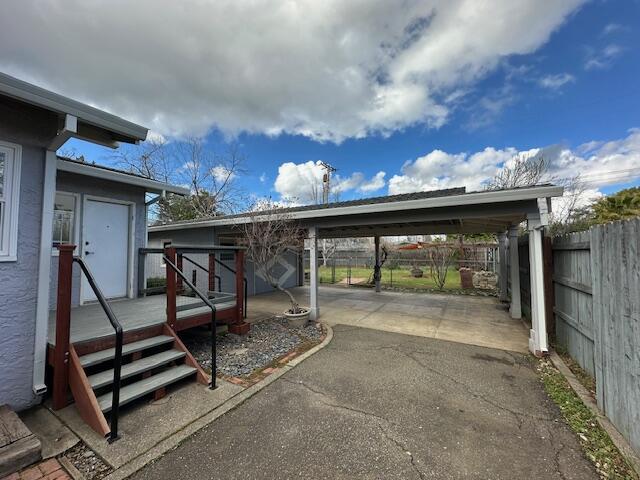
[48,294,236,345]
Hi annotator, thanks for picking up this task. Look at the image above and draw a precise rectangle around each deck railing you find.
[54,245,123,442]
[163,255,219,389]
[160,245,247,332]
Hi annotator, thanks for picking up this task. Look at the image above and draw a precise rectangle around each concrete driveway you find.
[248,286,529,353]
[133,326,597,480]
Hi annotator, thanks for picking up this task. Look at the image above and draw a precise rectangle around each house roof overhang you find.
[0,72,148,148]
[57,157,190,196]
[149,184,564,237]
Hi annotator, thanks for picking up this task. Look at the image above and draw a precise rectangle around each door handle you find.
[85,251,95,255]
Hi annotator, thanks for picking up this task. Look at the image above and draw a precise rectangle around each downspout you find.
[33,114,77,396]
[32,150,57,395]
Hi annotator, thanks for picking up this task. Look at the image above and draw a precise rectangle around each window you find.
[0,141,21,261]
[52,192,77,247]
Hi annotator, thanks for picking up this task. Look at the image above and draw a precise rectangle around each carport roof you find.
[149,183,563,236]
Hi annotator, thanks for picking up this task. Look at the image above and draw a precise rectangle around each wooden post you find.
[498,232,508,302]
[543,236,555,340]
[235,249,244,321]
[228,249,249,334]
[53,244,75,410]
[165,246,177,330]
[508,226,522,319]
[176,253,183,293]
[208,253,216,292]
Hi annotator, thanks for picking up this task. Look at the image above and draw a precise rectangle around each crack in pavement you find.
[281,378,427,479]
[374,344,556,428]
[376,424,427,480]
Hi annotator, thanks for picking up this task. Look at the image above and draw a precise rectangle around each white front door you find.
[82,199,130,302]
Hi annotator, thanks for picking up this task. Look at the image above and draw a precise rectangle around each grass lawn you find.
[310,266,462,290]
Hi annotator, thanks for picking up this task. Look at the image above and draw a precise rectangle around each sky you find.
[1,0,639,208]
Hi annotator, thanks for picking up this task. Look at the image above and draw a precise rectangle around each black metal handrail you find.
[164,256,218,390]
[213,258,248,319]
[181,255,222,292]
[73,257,123,443]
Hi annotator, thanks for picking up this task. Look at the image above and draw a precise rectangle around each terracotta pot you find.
[284,307,310,327]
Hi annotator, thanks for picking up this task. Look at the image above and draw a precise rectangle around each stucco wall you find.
[0,97,53,410]
[49,171,147,309]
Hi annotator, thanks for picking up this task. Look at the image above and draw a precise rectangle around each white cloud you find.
[0,0,584,143]
[388,129,640,197]
[539,73,575,90]
[601,23,624,36]
[211,165,235,183]
[274,160,385,201]
[259,172,267,183]
[585,44,623,70]
[359,171,386,192]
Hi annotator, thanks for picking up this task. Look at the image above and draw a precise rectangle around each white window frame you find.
[51,191,81,256]
[0,140,22,262]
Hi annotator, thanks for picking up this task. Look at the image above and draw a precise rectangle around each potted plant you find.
[242,200,309,327]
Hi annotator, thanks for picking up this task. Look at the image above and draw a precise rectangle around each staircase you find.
[67,326,208,438]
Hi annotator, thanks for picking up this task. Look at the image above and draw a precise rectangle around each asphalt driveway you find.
[133,325,597,480]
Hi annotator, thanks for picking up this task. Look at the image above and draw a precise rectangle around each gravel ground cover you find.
[63,443,111,480]
[180,318,324,378]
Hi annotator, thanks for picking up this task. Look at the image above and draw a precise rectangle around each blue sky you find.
[6,0,638,205]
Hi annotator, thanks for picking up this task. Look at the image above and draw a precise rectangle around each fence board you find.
[552,231,595,377]
[591,218,640,454]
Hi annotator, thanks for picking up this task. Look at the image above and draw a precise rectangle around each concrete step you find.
[88,350,187,389]
[98,365,197,413]
[79,335,175,368]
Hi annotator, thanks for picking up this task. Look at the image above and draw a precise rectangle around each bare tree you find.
[486,154,548,190]
[427,245,457,291]
[242,200,305,313]
[319,239,337,267]
[113,138,246,222]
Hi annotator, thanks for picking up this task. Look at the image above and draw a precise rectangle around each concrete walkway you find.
[248,286,529,353]
[132,326,597,480]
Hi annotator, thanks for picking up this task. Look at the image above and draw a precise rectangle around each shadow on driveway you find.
[132,325,597,480]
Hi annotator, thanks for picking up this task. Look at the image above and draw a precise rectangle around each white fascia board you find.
[57,159,190,195]
[148,185,564,232]
[0,72,147,141]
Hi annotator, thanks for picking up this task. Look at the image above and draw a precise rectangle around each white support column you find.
[308,226,319,320]
[374,235,381,293]
[508,226,521,319]
[498,232,508,302]
[527,217,548,356]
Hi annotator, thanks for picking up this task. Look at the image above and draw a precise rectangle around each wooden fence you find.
[517,218,639,455]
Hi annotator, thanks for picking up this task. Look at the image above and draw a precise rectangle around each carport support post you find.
[498,232,508,302]
[374,235,381,293]
[308,227,319,320]
[527,217,548,356]
[508,226,521,319]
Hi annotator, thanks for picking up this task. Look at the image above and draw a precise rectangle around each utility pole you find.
[319,161,336,204]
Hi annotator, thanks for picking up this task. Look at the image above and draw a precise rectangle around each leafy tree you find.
[591,187,640,223]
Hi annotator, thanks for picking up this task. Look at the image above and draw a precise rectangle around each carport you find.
[150,184,563,356]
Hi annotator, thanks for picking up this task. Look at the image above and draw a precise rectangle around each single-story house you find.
[0,72,191,414]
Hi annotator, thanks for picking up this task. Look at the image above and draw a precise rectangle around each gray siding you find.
[0,96,52,410]
[147,227,301,297]
[49,172,147,309]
